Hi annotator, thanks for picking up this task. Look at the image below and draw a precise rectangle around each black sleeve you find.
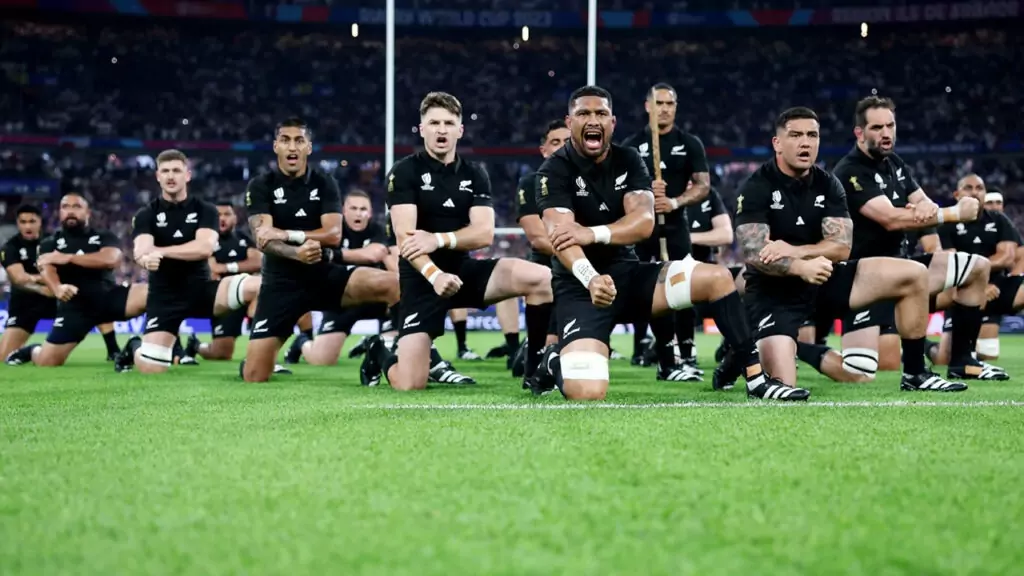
[824,174,851,219]
[621,146,653,193]
[515,173,538,222]
[99,230,120,248]
[245,176,270,216]
[198,202,219,232]
[937,224,955,250]
[535,156,573,213]
[386,159,418,208]
[37,236,55,256]
[367,222,388,245]
[709,188,727,217]
[130,206,153,239]
[321,172,343,214]
[237,231,254,248]
[899,158,922,196]
[733,177,772,227]
[684,133,710,174]
[996,212,1018,243]
[834,162,884,216]
[471,164,493,208]
[0,240,17,268]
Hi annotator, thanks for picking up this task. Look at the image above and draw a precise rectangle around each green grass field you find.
[3,331,1024,575]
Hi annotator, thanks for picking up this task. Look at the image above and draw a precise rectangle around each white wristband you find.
[937,205,960,224]
[571,258,600,288]
[434,232,446,249]
[286,230,306,244]
[590,225,612,245]
[669,198,680,211]
[226,262,239,274]
[446,232,457,249]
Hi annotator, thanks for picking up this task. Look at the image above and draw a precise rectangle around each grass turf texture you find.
[2,332,1024,575]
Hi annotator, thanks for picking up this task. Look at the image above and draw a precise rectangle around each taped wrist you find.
[936,205,961,224]
[286,230,306,244]
[572,258,599,288]
[420,262,441,285]
[589,226,612,245]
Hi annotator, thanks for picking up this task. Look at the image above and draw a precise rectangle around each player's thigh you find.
[336,266,398,308]
[839,300,893,351]
[212,274,253,317]
[45,300,95,347]
[481,257,551,304]
[555,274,617,402]
[746,291,806,384]
[144,288,190,336]
[125,283,149,317]
[397,272,449,341]
[212,308,247,340]
[248,280,309,343]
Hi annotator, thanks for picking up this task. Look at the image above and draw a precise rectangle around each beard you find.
[61,217,82,230]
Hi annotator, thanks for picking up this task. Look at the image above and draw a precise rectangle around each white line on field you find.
[344,400,1024,410]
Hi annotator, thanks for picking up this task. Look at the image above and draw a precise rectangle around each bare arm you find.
[690,214,734,247]
[791,217,852,262]
[1013,247,1024,276]
[608,191,656,245]
[520,214,553,256]
[40,263,63,293]
[441,206,495,251]
[543,208,590,271]
[860,196,952,232]
[391,204,438,273]
[249,214,300,260]
[990,241,1017,270]
[157,229,218,261]
[133,234,156,263]
[736,223,797,277]
[341,243,389,265]
[3,262,51,296]
[919,233,941,254]
[69,247,121,270]
[672,172,711,208]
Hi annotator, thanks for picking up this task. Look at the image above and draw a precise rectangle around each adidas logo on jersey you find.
[796,216,805,226]
[295,208,307,217]
[692,220,700,228]
[973,236,982,244]
[228,250,237,257]
[173,230,183,238]
[442,198,455,208]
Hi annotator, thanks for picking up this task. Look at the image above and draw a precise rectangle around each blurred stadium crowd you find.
[1,2,1022,286]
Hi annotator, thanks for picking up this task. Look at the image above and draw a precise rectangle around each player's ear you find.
[611,115,617,129]
[853,126,864,141]
[771,135,782,153]
[644,99,651,114]
[458,123,464,138]
[564,115,571,130]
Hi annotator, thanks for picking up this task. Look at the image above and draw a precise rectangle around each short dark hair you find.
[854,96,896,128]
[568,85,613,112]
[419,92,462,118]
[344,189,370,202]
[215,201,236,209]
[540,120,566,143]
[775,107,819,131]
[156,149,188,166]
[648,83,676,99]
[276,117,312,139]
[16,204,41,218]
[61,192,90,207]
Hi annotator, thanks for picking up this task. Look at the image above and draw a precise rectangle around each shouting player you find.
[533,85,777,400]
[1,205,56,360]
[359,92,553,391]
[241,118,399,382]
[6,193,149,367]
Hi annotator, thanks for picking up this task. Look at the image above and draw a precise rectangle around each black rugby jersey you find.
[387,151,492,272]
[245,166,343,278]
[734,159,849,297]
[685,187,728,263]
[38,226,120,293]
[215,229,255,269]
[335,220,388,269]
[515,170,550,266]
[832,146,921,259]
[621,126,709,256]
[937,210,1017,276]
[1,234,42,278]
[535,142,652,273]
[131,195,219,286]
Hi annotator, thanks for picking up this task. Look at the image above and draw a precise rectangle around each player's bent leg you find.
[212,273,260,317]
[877,332,902,371]
[30,342,78,367]
[0,327,32,361]
[203,337,238,360]
[757,336,798,386]
[387,333,432,391]
[976,323,1000,360]
[559,338,611,401]
[303,332,346,366]
[797,323,816,345]
[243,337,284,382]
[341,268,400,307]
[481,258,553,305]
[124,283,149,317]
[134,331,176,374]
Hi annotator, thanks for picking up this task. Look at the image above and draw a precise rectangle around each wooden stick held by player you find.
[647,105,669,261]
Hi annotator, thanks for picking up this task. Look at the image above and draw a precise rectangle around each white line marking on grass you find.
[347,400,1024,410]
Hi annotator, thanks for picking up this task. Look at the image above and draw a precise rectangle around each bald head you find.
[956,174,986,202]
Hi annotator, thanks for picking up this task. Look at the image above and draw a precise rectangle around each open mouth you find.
[583,129,603,152]
[436,136,449,146]
[286,154,299,165]
[797,150,812,161]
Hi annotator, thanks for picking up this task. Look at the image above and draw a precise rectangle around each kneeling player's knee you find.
[976,338,1000,358]
[137,342,173,373]
[560,350,609,400]
[664,257,700,310]
[841,347,878,380]
[243,364,271,383]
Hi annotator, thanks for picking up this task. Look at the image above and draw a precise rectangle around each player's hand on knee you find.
[401,230,440,260]
[55,284,78,301]
[986,283,1000,302]
[588,274,617,308]
[296,240,323,264]
[550,222,594,251]
[795,256,832,285]
[956,196,981,222]
[433,272,463,298]
[255,227,288,248]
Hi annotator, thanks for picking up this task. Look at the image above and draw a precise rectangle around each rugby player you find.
[6,193,149,367]
[735,106,965,394]
[1,205,56,360]
[241,118,399,382]
[359,92,553,391]
[532,85,778,400]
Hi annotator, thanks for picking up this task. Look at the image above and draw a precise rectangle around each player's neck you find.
[570,141,609,164]
[657,123,674,136]
[278,163,308,178]
[425,147,456,165]
[775,157,809,180]
[161,190,188,204]
[856,142,881,161]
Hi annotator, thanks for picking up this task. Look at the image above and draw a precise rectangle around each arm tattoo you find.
[261,240,299,259]
[674,172,711,206]
[822,217,853,247]
[736,223,792,276]
[248,215,267,231]
[625,190,655,215]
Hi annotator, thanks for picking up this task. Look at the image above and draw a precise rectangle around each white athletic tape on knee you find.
[138,342,173,367]
[227,273,250,310]
[944,252,977,290]
[842,347,879,377]
[976,338,1000,357]
[665,255,700,310]
[560,351,609,381]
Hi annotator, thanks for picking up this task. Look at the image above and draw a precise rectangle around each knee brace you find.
[227,273,251,310]
[976,338,1000,358]
[944,253,978,290]
[560,351,609,381]
[665,255,700,311]
[842,347,878,378]
[138,342,173,367]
